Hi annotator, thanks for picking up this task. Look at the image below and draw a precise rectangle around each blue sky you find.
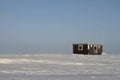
[0,0,120,54]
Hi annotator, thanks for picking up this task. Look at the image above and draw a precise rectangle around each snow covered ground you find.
[0,54,120,80]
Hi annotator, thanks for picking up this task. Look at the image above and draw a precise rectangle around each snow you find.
[0,54,120,80]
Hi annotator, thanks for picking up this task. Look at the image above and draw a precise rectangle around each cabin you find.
[73,43,103,55]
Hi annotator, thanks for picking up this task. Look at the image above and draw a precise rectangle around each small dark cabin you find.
[73,44,103,55]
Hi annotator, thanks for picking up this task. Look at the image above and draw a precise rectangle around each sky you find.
[0,0,120,54]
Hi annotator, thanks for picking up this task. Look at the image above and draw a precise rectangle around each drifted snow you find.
[0,54,120,80]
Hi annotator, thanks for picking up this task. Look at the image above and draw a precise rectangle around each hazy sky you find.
[0,0,120,54]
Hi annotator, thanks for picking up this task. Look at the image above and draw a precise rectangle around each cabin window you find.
[93,46,97,50]
[78,45,83,51]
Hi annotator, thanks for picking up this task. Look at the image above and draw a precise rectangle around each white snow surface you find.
[0,54,120,80]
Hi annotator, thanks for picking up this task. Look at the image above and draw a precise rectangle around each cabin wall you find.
[73,44,88,55]
[88,44,102,55]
